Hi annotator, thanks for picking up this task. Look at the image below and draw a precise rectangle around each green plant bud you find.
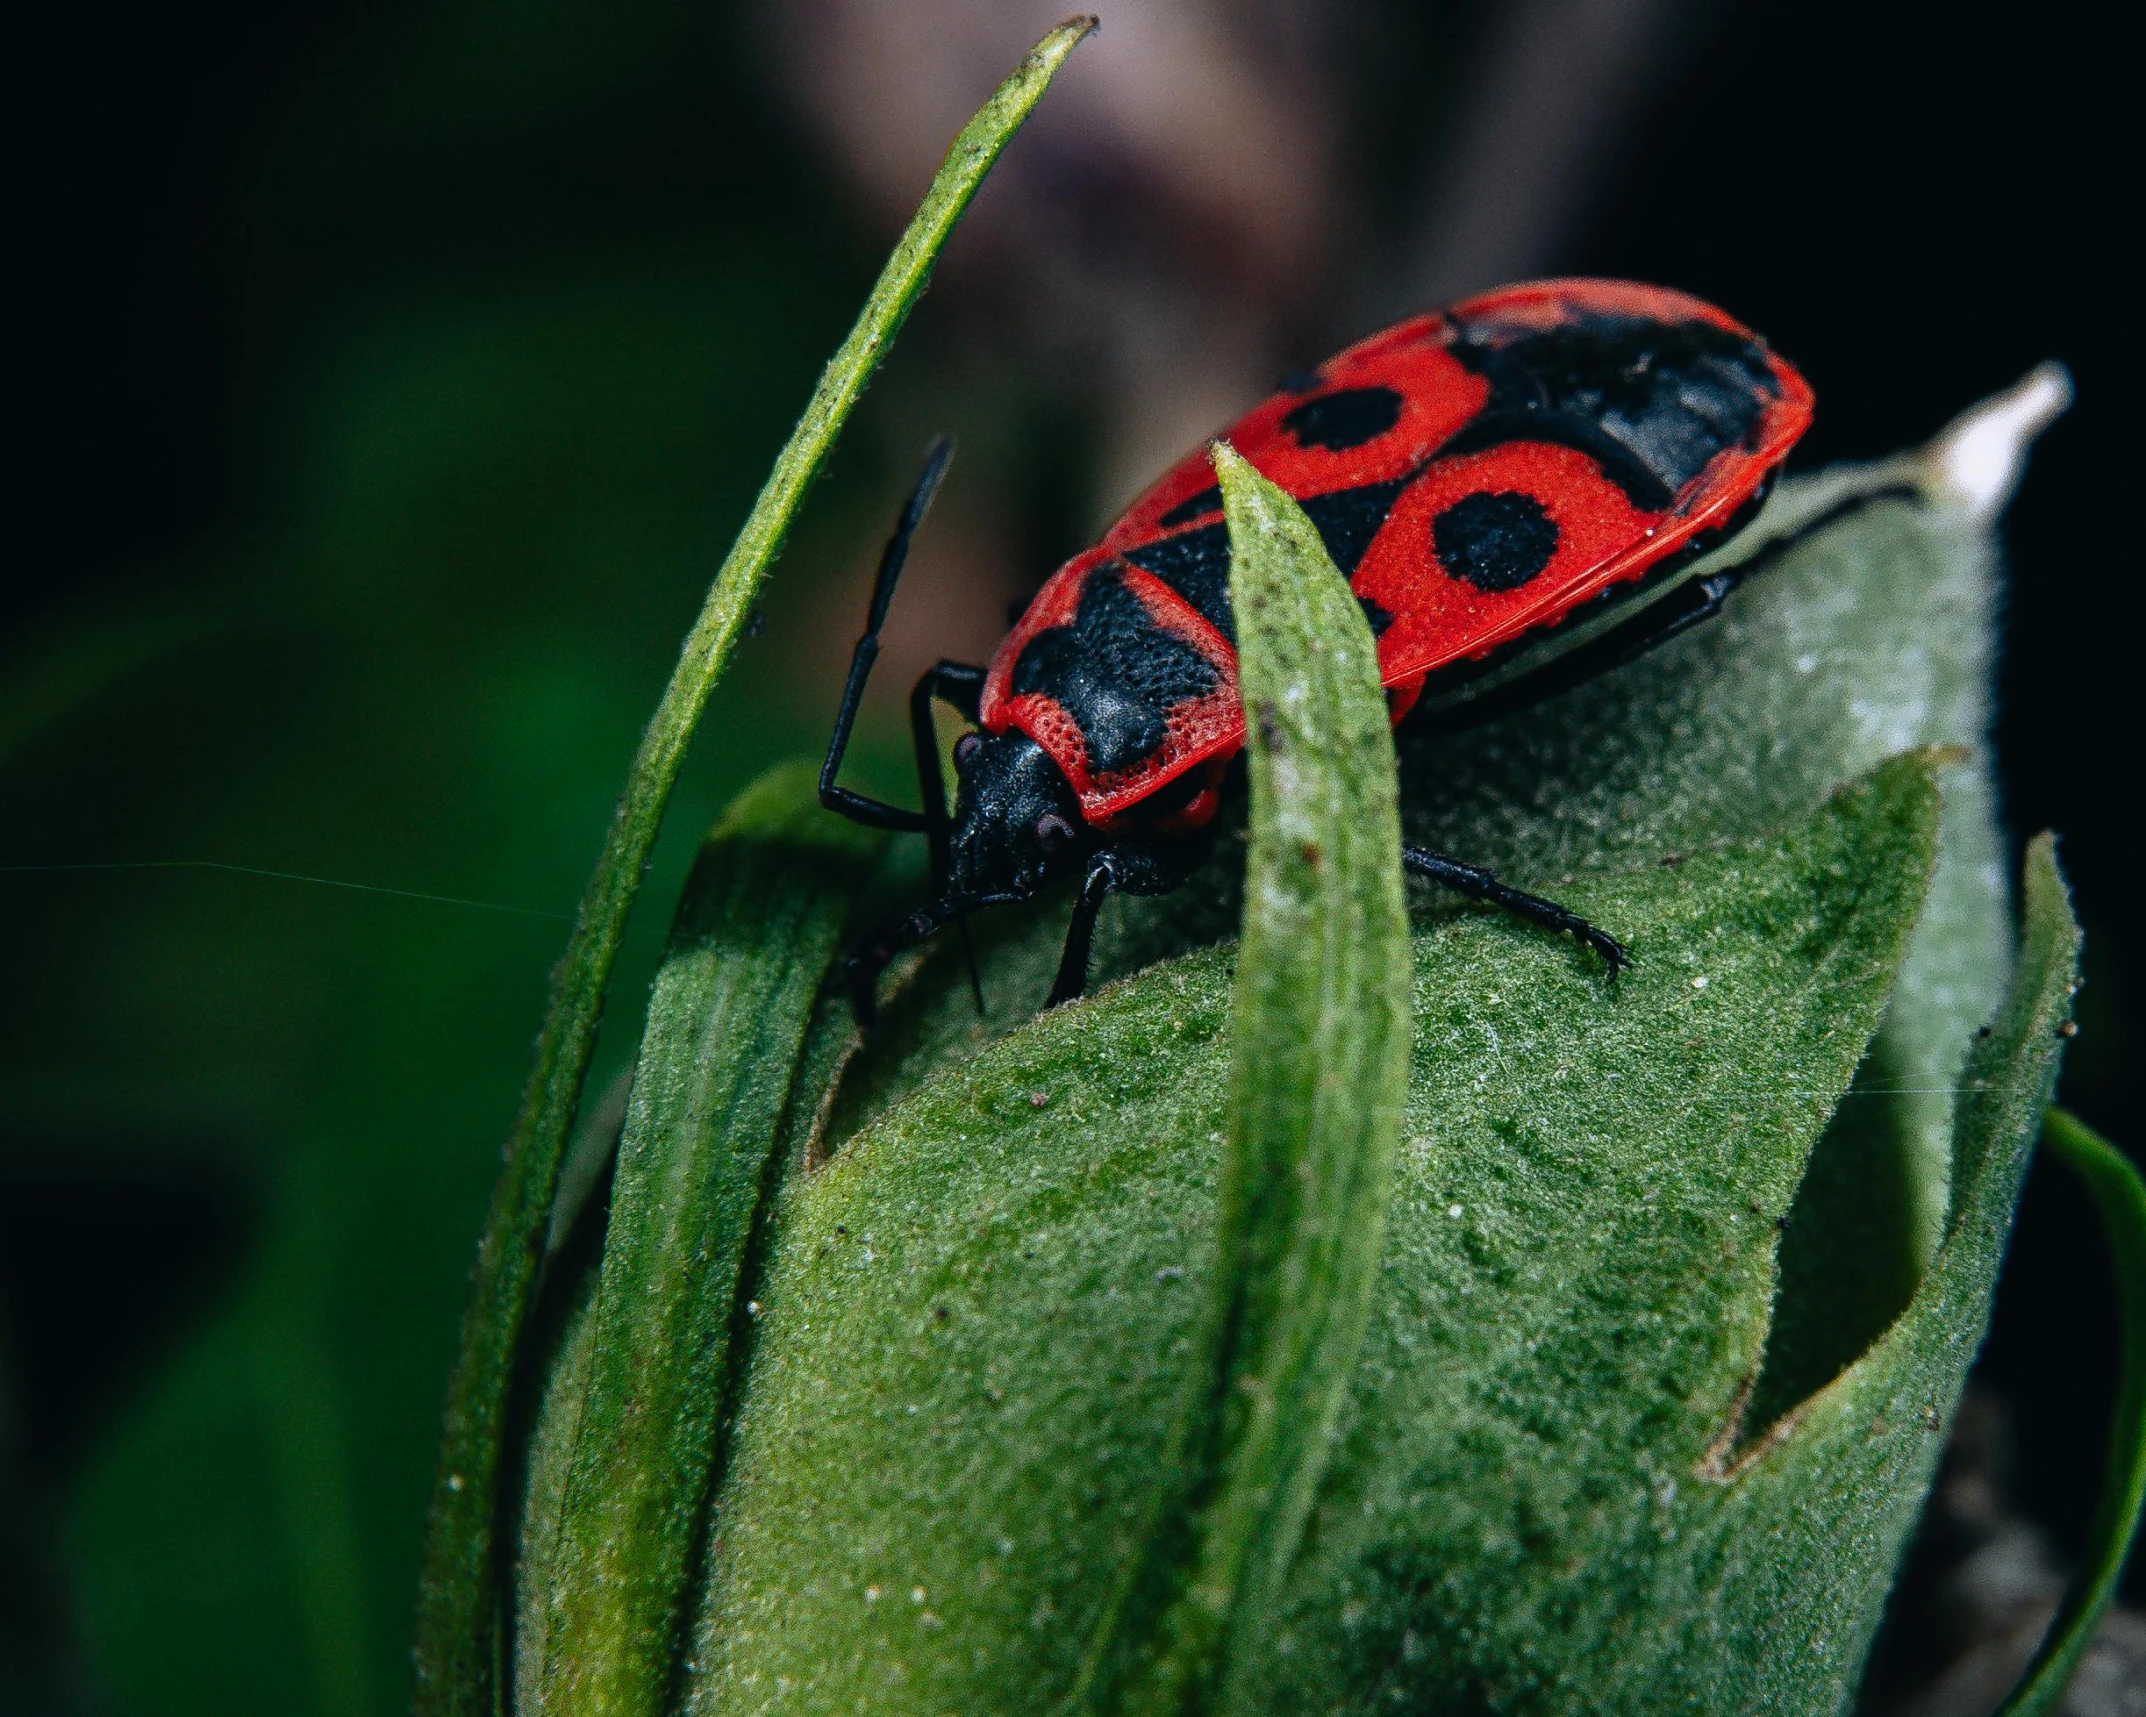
[617,398,2083,1712]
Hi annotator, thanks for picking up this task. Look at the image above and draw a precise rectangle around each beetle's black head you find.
[947,729,1089,901]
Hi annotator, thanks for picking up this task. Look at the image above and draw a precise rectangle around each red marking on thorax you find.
[980,553,1240,823]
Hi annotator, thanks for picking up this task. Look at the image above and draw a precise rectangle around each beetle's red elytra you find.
[820,279,1814,1021]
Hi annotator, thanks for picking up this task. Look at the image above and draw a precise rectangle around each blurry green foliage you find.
[0,2,922,1710]
[47,257,852,1715]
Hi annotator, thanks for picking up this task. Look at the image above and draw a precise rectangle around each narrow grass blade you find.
[523,763,879,1714]
[410,20,1096,1711]
[1994,1107,2146,1716]
[1087,443,1413,1712]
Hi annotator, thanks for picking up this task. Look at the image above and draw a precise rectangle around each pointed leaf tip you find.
[1921,360,2072,523]
[1086,440,1411,1711]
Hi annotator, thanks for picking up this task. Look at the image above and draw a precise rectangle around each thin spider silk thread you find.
[0,859,571,921]
[0,864,2042,1098]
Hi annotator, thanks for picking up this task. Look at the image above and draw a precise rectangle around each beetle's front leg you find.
[1046,854,1122,1008]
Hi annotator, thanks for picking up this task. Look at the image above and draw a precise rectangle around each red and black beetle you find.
[819,279,1815,1021]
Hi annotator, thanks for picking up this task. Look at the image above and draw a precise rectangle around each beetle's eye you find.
[953,732,982,769]
[1033,812,1075,853]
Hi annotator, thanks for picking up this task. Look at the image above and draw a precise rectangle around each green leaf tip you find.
[1994,1104,2146,1716]
[410,22,1092,1713]
[1069,442,1414,1711]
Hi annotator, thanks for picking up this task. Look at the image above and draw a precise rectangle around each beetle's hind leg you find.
[1401,846,1630,976]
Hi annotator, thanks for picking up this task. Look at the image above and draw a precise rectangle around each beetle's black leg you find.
[1401,845,1630,976]
[844,892,982,1030]
[819,435,956,831]
[908,660,989,1014]
[1047,854,1122,1009]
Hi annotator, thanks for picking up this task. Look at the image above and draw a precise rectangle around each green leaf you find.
[515,762,879,1714]
[1234,819,2077,1716]
[410,20,1095,1711]
[1996,1105,2146,1716]
[674,747,1957,1712]
[1394,463,2015,1382]
[1072,445,1412,1711]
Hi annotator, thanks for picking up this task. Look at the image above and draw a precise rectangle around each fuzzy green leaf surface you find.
[1996,1107,2146,1716]
[1396,465,2016,1431]
[677,746,1991,1713]
[1236,828,2076,1715]
[410,21,1094,1710]
[1389,462,2013,1394]
[1079,446,1412,1710]
[519,762,879,1715]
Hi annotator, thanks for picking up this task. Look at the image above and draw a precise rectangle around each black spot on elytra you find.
[1157,485,1221,529]
[1432,491,1561,592]
[1012,563,1218,774]
[1444,311,1778,510]
[1126,479,1407,643]
[1282,386,1404,453]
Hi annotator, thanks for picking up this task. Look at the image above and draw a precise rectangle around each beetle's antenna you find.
[846,887,1019,1029]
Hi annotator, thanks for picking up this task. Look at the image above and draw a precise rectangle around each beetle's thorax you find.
[947,730,1090,900]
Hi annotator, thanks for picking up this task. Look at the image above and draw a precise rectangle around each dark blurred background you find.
[1,1,2132,1711]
